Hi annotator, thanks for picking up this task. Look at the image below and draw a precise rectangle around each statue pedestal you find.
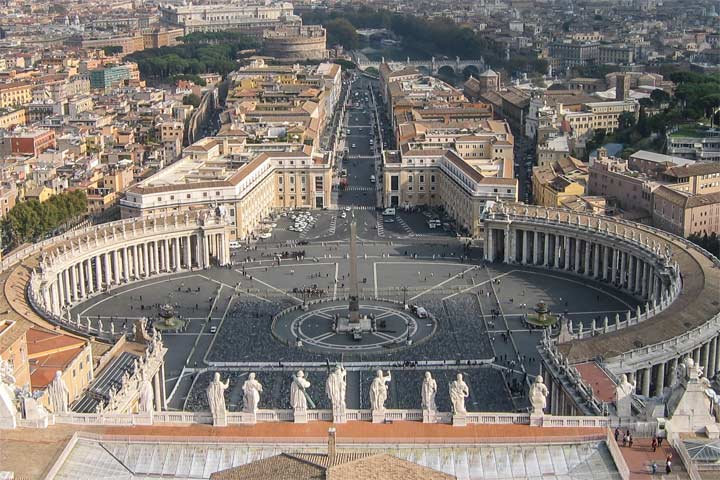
[372,410,385,423]
[212,412,227,427]
[422,409,436,423]
[332,409,346,424]
[452,413,467,427]
[529,412,544,426]
[294,409,308,424]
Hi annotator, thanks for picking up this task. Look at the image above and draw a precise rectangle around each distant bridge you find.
[355,56,488,74]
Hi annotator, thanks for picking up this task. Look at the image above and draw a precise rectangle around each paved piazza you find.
[70,237,639,413]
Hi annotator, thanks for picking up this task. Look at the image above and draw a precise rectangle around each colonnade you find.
[37,226,230,319]
[484,226,671,305]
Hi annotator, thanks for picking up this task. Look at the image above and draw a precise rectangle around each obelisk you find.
[348,219,360,323]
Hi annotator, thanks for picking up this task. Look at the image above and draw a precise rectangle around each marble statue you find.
[369,369,392,412]
[529,375,549,414]
[242,373,262,414]
[207,372,229,419]
[290,370,311,411]
[326,364,346,412]
[421,372,437,412]
[138,371,154,413]
[0,359,18,428]
[47,371,69,414]
[449,373,469,414]
[615,373,635,417]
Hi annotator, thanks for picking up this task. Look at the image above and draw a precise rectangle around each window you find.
[278,176,283,184]
[186,194,191,199]
[215,191,220,196]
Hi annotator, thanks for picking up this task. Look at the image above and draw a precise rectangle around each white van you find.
[382,208,395,216]
[229,241,241,249]
[370,175,376,183]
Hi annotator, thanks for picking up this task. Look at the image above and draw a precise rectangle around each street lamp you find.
[402,286,408,310]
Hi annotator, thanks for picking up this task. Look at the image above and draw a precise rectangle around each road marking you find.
[409,265,477,301]
[234,270,302,303]
[373,262,378,298]
[309,332,335,343]
[333,262,339,300]
[443,271,515,300]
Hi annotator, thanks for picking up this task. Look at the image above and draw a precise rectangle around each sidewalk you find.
[615,437,690,479]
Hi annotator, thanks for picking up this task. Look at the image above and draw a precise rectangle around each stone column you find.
[196,234,204,269]
[69,266,78,302]
[714,338,720,376]
[484,228,493,262]
[611,249,618,284]
[628,256,635,292]
[693,348,701,364]
[62,269,70,304]
[112,250,121,284]
[94,256,102,292]
[709,338,718,377]
[78,260,86,298]
[584,241,591,275]
[133,245,140,279]
[142,242,149,276]
[543,233,550,267]
[642,368,651,397]
[655,362,665,396]
[564,236,571,270]
[87,258,94,294]
[533,231,540,265]
[185,235,192,269]
[593,243,600,278]
[522,230,529,265]
[668,357,678,388]
[122,247,130,282]
[602,246,610,281]
[51,282,60,315]
[150,242,157,273]
[620,252,627,288]
[103,252,112,287]
[174,237,181,271]
[574,238,581,273]
[702,342,710,371]
[203,234,210,267]
[163,239,170,272]
[641,263,649,298]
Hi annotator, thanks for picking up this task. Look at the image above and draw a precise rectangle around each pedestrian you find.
[651,436,658,452]
[651,462,657,475]
[665,459,671,474]
[628,434,633,448]
[622,434,627,447]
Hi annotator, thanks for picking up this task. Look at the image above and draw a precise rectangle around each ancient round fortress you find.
[1,201,718,430]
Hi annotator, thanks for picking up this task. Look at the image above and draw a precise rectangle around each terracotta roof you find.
[663,162,720,178]
[30,345,85,389]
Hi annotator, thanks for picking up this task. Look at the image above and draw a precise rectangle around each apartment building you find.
[120,137,333,240]
[532,156,589,208]
[0,82,32,108]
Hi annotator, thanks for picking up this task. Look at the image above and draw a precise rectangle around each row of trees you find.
[125,33,259,82]
[585,73,720,159]
[1,190,87,249]
[301,7,547,75]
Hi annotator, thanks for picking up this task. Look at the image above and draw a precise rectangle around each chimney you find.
[327,427,337,459]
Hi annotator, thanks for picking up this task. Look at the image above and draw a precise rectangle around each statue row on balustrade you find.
[206,366,549,425]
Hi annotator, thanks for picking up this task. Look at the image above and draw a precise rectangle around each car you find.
[229,241,241,249]
[382,208,395,216]
[259,232,272,239]
[344,206,351,211]
[351,144,356,148]
[210,326,217,333]
[340,212,347,218]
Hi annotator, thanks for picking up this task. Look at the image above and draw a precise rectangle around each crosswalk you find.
[343,186,375,191]
[376,212,385,237]
[337,205,376,211]
[328,216,337,235]
[346,155,378,160]
[396,216,415,236]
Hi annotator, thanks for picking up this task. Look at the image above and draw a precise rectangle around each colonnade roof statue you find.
[449,373,469,414]
[326,364,346,412]
[422,372,438,412]
[369,369,391,412]
[242,373,263,414]
[47,371,69,414]
[291,370,313,410]
[207,372,229,418]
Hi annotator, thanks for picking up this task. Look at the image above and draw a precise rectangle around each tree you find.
[183,94,201,108]
[618,111,636,131]
[325,18,359,49]
[102,46,123,56]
